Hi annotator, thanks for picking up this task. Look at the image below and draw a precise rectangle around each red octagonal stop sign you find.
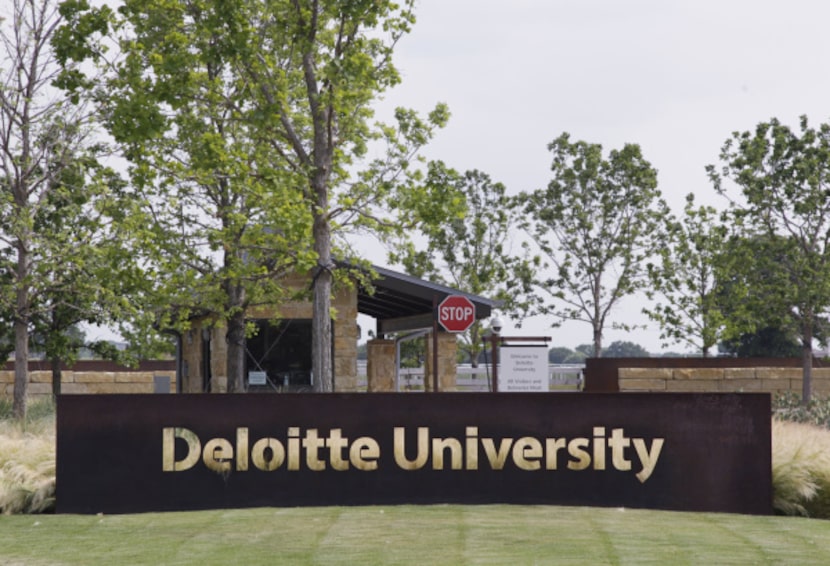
[437,295,476,333]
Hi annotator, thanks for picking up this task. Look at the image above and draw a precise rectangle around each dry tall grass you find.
[0,401,56,514]
[772,419,830,518]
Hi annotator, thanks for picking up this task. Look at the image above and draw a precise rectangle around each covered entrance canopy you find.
[355,264,502,337]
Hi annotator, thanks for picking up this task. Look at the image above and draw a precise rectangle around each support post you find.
[432,295,439,393]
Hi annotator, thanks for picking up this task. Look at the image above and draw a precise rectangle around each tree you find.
[603,340,650,358]
[519,133,668,357]
[708,116,830,403]
[238,0,451,391]
[713,232,820,359]
[0,0,123,419]
[719,327,802,358]
[644,193,728,357]
[59,0,451,392]
[58,0,331,392]
[548,346,574,364]
[574,344,594,357]
[390,166,531,366]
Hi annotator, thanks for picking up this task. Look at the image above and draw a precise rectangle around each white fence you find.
[356,363,584,392]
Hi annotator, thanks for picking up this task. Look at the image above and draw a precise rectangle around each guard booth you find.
[178,265,500,393]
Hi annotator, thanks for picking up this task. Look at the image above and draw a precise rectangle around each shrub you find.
[772,420,830,517]
[772,394,830,518]
[0,400,56,514]
[773,392,830,428]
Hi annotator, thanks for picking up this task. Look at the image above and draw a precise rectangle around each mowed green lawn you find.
[1,504,829,565]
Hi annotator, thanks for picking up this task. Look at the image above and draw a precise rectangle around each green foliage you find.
[719,327,803,358]
[547,347,574,364]
[574,344,594,357]
[0,398,54,424]
[519,133,668,357]
[709,116,830,402]
[390,166,530,366]
[58,0,453,391]
[0,0,159,419]
[774,392,830,429]
[399,338,424,369]
[645,193,729,357]
[602,340,650,358]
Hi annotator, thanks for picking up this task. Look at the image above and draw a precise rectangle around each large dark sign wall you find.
[56,393,771,515]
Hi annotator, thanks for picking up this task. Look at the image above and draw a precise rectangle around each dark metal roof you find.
[355,264,503,336]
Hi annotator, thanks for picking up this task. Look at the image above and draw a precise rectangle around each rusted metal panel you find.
[56,393,771,515]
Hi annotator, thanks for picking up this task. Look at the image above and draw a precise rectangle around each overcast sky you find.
[358,0,830,353]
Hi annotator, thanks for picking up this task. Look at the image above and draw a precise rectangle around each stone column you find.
[424,331,458,392]
[333,287,359,392]
[366,339,396,392]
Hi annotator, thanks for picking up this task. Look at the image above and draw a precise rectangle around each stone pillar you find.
[333,287,359,392]
[424,331,458,392]
[181,327,203,393]
[210,325,228,393]
[366,339,396,392]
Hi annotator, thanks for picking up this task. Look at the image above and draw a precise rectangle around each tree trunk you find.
[13,317,28,421]
[51,356,62,401]
[592,325,603,358]
[12,244,29,421]
[312,207,333,392]
[801,324,813,406]
[226,301,247,393]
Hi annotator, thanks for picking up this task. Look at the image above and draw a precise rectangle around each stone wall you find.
[584,357,830,395]
[617,366,830,395]
[0,361,178,401]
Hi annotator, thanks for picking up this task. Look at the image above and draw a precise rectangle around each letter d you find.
[162,427,201,471]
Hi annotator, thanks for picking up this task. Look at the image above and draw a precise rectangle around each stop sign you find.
[437,295,476,333]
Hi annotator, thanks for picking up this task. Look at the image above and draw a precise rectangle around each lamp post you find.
[487,317,502,392]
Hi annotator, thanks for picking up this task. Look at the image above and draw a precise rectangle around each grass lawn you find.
[1,504,829,565]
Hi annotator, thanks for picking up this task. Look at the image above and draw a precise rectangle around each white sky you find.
[358,0,830,354]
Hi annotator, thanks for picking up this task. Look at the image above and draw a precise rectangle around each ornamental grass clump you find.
[0,400,56,514]
[772,419,830,518]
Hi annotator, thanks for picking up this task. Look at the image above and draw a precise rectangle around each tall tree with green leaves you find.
[0,0,122,419]
[711,232,812,359]
[390,165,529,366]
[58,0,323,392]
[708,116,830,403]
[238,0,451,391]
[644,193,729,357]
[518,133,668,357]
[27,160,168,398]
[58,0,452,392]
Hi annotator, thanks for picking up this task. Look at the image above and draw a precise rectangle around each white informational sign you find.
[498,346,549,392]
[248,371,267,386]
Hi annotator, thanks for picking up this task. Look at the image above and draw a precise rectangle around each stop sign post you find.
[437,295,476,333]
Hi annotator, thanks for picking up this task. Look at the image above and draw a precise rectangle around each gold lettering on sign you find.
[350,437,380,471]
[203,438,233,473]
[162,427,201,472]
[512,437,543,471]
[393,427,429,470]
[251,437,285,471]
[161,426,666,483]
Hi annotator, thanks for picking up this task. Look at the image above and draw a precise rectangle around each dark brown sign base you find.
[56,393,771,515]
